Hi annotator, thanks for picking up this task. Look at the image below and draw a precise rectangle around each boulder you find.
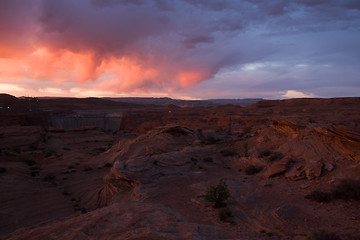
[285,164,306,181]
[263,156,291,178]
[305,161,323,180]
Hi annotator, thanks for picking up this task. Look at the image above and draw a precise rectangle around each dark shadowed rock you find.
[285,164,306,181]
[305,161,323,180]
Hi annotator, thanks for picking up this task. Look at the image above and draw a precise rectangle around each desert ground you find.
[0,94,359,240]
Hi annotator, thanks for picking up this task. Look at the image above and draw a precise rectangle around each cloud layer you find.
[0,0,359,98]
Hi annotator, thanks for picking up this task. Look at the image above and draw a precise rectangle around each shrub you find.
[0,168,6,173]
[245,165,262,175]
[308,229,341,240]
[205,179,231,208]
[305,190,333,203]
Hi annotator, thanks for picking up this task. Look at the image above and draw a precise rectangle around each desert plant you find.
[308,229,341,240]
[205,178,231,208]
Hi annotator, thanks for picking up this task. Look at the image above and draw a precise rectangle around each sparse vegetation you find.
[245,165,262,175]
[205,178,231,208]
[308,229,341,240]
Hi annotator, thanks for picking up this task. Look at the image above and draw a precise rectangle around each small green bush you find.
[205,179,231,208]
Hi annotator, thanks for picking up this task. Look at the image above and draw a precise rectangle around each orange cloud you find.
[0,46,211,96]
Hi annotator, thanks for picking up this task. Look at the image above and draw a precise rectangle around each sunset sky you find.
[0,0,359,99]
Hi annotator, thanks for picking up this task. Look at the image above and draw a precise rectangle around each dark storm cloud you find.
[0,0,359,98]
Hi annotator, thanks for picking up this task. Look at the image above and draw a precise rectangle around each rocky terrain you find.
[0,95,360,240]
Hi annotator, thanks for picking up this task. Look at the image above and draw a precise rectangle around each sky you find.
[0,0,359,99]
